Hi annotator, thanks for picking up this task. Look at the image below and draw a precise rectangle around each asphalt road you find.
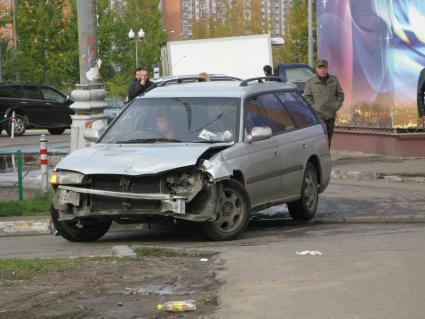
[1,178,425,318]
[0,129,70,153]
[1,179,425,259]
[2,224,425,318]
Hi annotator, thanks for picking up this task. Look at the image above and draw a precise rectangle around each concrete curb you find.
[0,219,52,236]
[315,216,425,224]
[1,215,425,237]
[331,170,425,183]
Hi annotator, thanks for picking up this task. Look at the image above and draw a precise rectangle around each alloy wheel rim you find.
[14,118,25,134]
[214,189,243,233]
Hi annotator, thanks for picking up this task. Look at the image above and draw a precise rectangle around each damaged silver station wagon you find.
[50,76,331,242]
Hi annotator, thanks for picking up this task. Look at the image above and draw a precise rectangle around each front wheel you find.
[203,179,250,241]
[51,205,112,242]
[48,127,66,135]
[288,162,319,221]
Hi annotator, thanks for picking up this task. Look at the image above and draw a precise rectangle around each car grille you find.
[89,175,162,211]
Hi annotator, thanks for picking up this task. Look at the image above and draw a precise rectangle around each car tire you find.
[51,205,112,242]
[6,114,26,136]
[288,162,318,221]
[203,179,250,241]
[48,127,66,135]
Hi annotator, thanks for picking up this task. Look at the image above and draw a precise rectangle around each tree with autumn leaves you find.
[1,0,165,98]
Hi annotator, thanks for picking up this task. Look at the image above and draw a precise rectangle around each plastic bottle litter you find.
[157,300,197,312]
[296,250,322,256]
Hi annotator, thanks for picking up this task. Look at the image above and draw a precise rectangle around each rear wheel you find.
[48,127,66,135]
[203,179,250,241]
[6,114,26,136]
[51,205,111,242]
[288,162,318,221]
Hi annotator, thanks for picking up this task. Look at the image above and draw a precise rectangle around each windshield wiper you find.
[190,113,223,133]
[116,138,183,144]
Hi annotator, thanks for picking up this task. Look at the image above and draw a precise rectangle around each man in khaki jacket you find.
[304,59,344,147]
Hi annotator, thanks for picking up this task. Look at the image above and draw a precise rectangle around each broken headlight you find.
[50,170,84,185]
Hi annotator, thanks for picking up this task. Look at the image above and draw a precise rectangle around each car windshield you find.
[100,97,240,144]
[285,67,314,83]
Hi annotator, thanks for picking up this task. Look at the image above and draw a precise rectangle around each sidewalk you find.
[330,150,425,182]
[1,150,424,236]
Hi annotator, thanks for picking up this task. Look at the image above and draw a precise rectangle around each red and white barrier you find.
[11,111,16,139]
[40,134,49,191]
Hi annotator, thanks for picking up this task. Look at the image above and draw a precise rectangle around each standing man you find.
[263,65,273,77]
[127,66,154,101]
[304,59,344,147]
[417,68,425,126]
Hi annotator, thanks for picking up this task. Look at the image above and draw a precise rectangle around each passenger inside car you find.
[155,112,176,139]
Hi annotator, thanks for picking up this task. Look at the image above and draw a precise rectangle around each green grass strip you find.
[0,193,51,217]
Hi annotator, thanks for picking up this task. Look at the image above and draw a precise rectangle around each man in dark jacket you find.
[417,68,425,124]
[304,59,344,147]
[128,66,154,101]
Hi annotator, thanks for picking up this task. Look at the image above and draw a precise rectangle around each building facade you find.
[161,0,291,41]
[0,0,15,47]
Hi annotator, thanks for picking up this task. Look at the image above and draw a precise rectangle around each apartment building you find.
[161,0,292,41]
[0,0,15,47]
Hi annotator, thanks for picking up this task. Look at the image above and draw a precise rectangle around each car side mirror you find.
[247,126,272,142]
[83,128,103,142]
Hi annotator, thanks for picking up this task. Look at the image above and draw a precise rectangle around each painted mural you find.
[317,0,425,128]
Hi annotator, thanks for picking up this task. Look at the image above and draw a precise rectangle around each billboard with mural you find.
[317,0,425,128]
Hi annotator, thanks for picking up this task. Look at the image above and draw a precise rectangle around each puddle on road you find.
[119,283,197,296]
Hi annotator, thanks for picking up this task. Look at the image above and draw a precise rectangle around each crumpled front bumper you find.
[52,185,219,222]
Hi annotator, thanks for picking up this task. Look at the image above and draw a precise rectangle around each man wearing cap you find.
[304,59,344,147]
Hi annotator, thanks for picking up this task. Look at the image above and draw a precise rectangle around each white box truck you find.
[160,34,280,79]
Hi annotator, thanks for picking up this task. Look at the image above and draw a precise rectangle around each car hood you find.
[56,143,232,175]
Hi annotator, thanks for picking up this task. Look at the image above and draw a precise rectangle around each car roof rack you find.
[155,74,242,88]
[209,75,241,81]
[239,76,282,87]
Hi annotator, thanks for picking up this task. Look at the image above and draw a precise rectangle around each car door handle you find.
[20,101,27,104]
[45,102,52,106]
[302,143,308,148]
[274,149,280,156]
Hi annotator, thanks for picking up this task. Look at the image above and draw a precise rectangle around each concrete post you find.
[70,0,108,152]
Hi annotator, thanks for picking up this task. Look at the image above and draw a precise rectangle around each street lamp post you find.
[308,0,313,67]
[70,0,108,151]
[128,28,145,68]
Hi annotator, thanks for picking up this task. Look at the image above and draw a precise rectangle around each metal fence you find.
[0,150,24,201]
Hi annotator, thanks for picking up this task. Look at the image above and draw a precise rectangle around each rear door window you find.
[257,93,295,134]
[41,88,66,102]
[24,86,42,100]
[276,92,318,128]
[0,85,21,98]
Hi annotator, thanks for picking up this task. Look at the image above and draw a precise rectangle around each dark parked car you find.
[104,99,125,123]
[0,83,73,136]
[275,63,315,94]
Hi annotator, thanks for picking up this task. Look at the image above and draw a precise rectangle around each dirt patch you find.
[0,253,220,319]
